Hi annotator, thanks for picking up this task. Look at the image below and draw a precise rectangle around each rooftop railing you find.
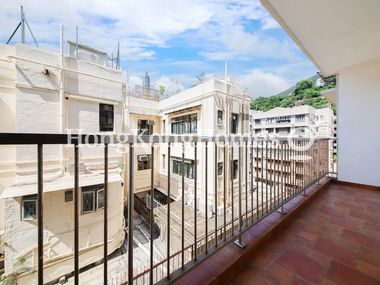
[0,133,334,285]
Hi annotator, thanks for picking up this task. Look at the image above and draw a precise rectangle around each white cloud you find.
[0,0,212,59]
[237,69,291,97]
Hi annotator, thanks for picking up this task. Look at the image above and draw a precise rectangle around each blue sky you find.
[0,0,317,97]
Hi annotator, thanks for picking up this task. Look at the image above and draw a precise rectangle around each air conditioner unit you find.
[138,155,149,162]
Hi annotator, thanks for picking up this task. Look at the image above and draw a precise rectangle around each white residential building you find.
[125,77,251,213]
[249,105,334,138]
[0,43,125,284]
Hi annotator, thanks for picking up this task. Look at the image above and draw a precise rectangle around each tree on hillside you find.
[250,77,336,114]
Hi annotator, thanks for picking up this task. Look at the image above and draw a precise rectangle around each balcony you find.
[0,133,339,285]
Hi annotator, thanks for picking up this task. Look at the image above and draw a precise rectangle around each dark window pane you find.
[97,189,104,209]
[22,198,37,220]
[99,103,114,132]
[82,191,95,213]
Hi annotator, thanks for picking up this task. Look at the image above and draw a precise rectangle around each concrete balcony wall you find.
[337,58,380,186]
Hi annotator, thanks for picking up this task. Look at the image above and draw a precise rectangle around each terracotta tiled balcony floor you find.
[231,183,380,285]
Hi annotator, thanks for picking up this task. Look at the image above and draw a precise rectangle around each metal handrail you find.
[0,133,334,285]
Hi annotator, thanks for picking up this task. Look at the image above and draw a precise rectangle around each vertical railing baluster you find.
[194,141,197,259]
[74,143,79,285]
[149,144,154,285]
[204,141,208,253]
[236,141,243,247]
[214,142,218,247]
[255,141,259,219]
[269,141,273,210]
[273,142,277,207]
[37,144,44,285]
[260,141,264,217]
[181,142,185,267]
[104,143,108,285]
[166,142,171,278]
[128,143,134,285]
[250,140,254,223]
[223,142,227,241]
[245,140,248,227]
[230,142,234,236]
[278,142,286,214]
[265,140,268,213]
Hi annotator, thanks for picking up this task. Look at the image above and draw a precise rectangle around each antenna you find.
[6,6,38,47]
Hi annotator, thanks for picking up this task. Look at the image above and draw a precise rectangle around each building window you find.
[65,190,73,202]
[217,110,223,125]
[138,154,151,170]
[218,162,223,176]
[232,160,238,180]
[276,127,291,134]
[99,104,114,132]
[255,119,261,124]
[295,114,305,121]
[231,113,239,134]
[172,158,195,179]
[162,120,166,133]
[162,154,166,170]
[82,184,104,214]
[276,116,291,123]
[171,114,197,134]
[21,195,37,221]
[138,119,154,135]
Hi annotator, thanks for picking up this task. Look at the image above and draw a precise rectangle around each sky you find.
[0,0,317,97]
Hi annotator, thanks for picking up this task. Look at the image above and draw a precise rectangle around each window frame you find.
[217,110,223,125]
[217,162,223,176]
[21,195,38,221]
[231,113,239,134]
[171,113,198,134]
[99,103,114,132]
[171,157,195,179]
[232,159,239,180]
[137,154,152,171]
[138,119,154,135]
[81,184,104,214]
[82,191,95,214]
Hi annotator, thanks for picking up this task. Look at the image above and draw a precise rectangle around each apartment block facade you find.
[249,105,335,138]
[0,43,125,284]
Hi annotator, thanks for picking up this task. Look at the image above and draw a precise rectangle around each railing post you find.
[277,142,286,215]
[128,143,134,285]
[204,141,208,254]
[214,141,218,247]
[193,141,197,259]
[149,144,154,285]
[37,144,44,285]
[181,142,185,266]
[167,142,171,278]
[104,143,108,285]
[223,142,227,241]
[74,143,79,285]
[234,141,245,249]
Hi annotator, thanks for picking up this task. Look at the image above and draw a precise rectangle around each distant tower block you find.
[144,72,150,89]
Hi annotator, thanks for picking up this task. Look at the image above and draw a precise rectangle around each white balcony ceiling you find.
[260,0,380,76]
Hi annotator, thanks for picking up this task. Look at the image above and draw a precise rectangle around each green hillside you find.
[251,77,336,114]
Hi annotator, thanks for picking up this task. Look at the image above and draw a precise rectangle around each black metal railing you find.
[0,133,333,285]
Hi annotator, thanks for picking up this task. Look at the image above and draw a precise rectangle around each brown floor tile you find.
[228,184,380,285]
[356,260,380,281]
[314,237,356,266]
[342,229,380,249]
[232,267,275,285]
[326,261,379,285]
[278,250,324,283]
[267,262,294,285]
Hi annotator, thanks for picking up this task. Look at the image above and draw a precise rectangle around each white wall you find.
[337,58,380,186]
